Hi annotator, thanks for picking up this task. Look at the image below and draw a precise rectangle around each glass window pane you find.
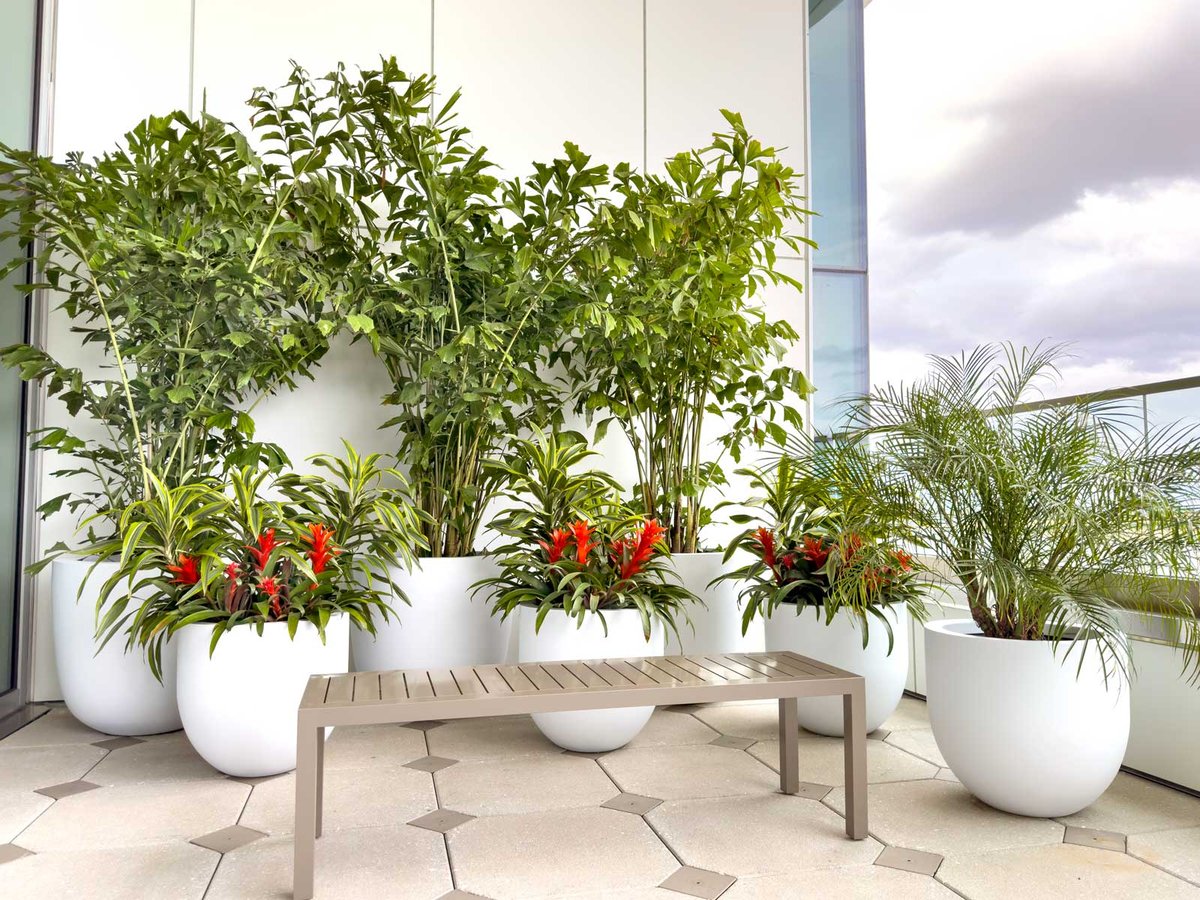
[809,0,867,270]
[812,270,868,433]
[1146,387,1200,448]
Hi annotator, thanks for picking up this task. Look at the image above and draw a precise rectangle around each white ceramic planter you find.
[667,551,764,656]
[351,556,513,670]
[177,615,348,777]
[520,606,664,752]
[764,602,909,736]
[51,557,182,736]
[925,619,1130,817]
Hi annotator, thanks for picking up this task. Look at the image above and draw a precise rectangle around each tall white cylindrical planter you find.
[668,551,764,655]
[765,602,909,737]
[520,607,664,752]
[350,556,512,670]
[51,558,182,736]
[176,615,349,777]
[925,619,1129,817]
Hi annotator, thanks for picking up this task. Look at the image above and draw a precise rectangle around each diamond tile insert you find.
[1064,825,1127,853]
[875,845,944,876]
[867,729,891,741]
[710,735,755,751]
[660,865,737,899]
[402,721,446,732]
[795,781,834,801]
[35,779,100,800]
[91,736,145,752]
[602,792,664,815]
[437,892,492,900]
[564,750,608,759]
[408,809,476,833]
[0,843,34,865]
[189,824,267,854]
[405,755,458,773]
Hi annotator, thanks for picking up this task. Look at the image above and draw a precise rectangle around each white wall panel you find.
[193,0,432,128]
[433,0,643,175]
[52,0,192,159]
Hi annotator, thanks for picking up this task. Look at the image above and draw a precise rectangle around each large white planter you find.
[667,551,764,655]
[925,619,1130,817]
[520,606,664,752]
[764,602,909,736]
[177,615,349,777]
[51,557,181,736]
[350,556,513,670]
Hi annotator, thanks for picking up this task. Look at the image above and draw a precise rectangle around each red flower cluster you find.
[247,528,278,571]
[801,535,829,569]
[167,554,200,586]
[538,518,668,584]
[302,523,339,575]
[539,528,571,563]
[612,519,667,582]
[570,520,598,565]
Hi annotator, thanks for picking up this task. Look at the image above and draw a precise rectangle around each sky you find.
[863,0,1200,397]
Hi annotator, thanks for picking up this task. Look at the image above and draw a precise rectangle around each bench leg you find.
[843,683,868,839]
[778,697,799,794]
[294,720,321,900]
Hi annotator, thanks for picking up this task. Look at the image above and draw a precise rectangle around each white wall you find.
[32,0,812,699]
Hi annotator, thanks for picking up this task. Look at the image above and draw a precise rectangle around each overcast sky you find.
[864,0,1200,397]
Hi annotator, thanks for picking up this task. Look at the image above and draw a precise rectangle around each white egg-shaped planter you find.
[52,557,182,736]
[667,551,764,656]
[764,601,909,737]
[925,619,1130,817]
[177,615,348,777]
[351,556,513,670]
[520,606,664,752]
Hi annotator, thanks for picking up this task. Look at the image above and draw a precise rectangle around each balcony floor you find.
[1,697,1199,899]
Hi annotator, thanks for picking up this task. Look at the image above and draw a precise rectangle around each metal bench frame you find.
[293,651,867,899]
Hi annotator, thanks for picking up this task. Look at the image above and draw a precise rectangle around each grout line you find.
[1125,849,1200,890]
[932,874,970,899]
[424,729,458,890]
[11,739,114,844]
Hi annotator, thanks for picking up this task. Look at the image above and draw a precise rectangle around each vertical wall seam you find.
[642,0,648,171]
[801,0,815,433]
[430,0,436,77]
[187,0,197,117]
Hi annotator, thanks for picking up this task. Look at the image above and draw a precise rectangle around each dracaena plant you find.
[720,438,931,648]
[565,111,814,554]
[86,445,425,679]
[285,59,609,558]
[477,428,694,640]
[0,77,361,544]
[850,342,1200,680]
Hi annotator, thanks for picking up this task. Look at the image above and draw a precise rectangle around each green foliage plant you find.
[566,111,814,553]
[852,342,1200,679]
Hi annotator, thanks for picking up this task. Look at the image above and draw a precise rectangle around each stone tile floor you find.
[2,696,1199,898]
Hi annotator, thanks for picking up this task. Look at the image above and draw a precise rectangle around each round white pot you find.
[519,606,664,752]
[667,551,764,655]
[177,614,349,777]
[51,557,182,736]
[350,556,513,670]
[925,619,1130,817]
[764,602,909,736]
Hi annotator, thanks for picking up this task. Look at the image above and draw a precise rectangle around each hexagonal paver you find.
[1128,825,1200,885]
[19,780,249,852]
[0,791,51,844]
[880,697,931,732]
[0,842,216,897]
[427,716,560,762]
[624,711,719,748]
[883,729,947,768]
[205,826,451,899]
[659,865,736,898]
[1058,773,1200,835]
[647,794,881,877]
[0,710,107,748]
[600,745,778,801]
[723,865,960,899]
[0,744,105,793]
[239,765,436,835]
[87,733,221,786]
[450,807,676,898]
[868,728,891,741]
[408,809,476,834]
[691,702,779,743]
[822,779,1064,857]
[939,842,1200,899]
[437,754,617,816]
[748,736,937,785]
[321,724,429,771]
[602,793,663,815]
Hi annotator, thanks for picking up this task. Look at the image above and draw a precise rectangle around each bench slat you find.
[354,673,381,702]
[742,652,829,679]
[451,667,487,697]
[428,669,461,698]
[695,656,758,681]
[380,671,407,701]
[541,663,587,689]
[564,662,610,687]
[301,677,329,709]
[719,654,794,680]
[662,656,731,683]
[518,664,561,692]
[600,660,654,686]
[405,672,436,700]
[640,658,707,686]
[496,665,538,692]
[770,651,842,677]
[326,674,355,704]
[473,666,514,695]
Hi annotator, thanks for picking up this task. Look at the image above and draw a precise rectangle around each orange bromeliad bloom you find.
[618,519,666,582]
[570,520,598,565]
[753,528,778,568]
[801,535,830,569]
[539,528,572,563]
[166,554,200,585]
[302,523,339,575]
[247,528,278,571]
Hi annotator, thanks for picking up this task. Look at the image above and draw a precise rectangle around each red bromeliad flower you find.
[893,549,913,572]
[260,575,283,618]
[247,528,278,571]
[302,523,338,575]
[166,554,200,586]
[618,519,666,582]
[801,535,830,569]
[224,561,240,580]
[753,528,777,568]
[539,528,572,563]
[570,520,598,565]
[779,553,796,571]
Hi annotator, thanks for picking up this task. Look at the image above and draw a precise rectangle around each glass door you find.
[0,0,39,719]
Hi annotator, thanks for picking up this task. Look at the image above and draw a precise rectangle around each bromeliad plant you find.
[721,437,930,647]
[566,111,814,553]
[88,446,425,679]
[478,429,694,640]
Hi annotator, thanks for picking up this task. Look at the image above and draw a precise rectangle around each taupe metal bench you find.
[293,651,867,899]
